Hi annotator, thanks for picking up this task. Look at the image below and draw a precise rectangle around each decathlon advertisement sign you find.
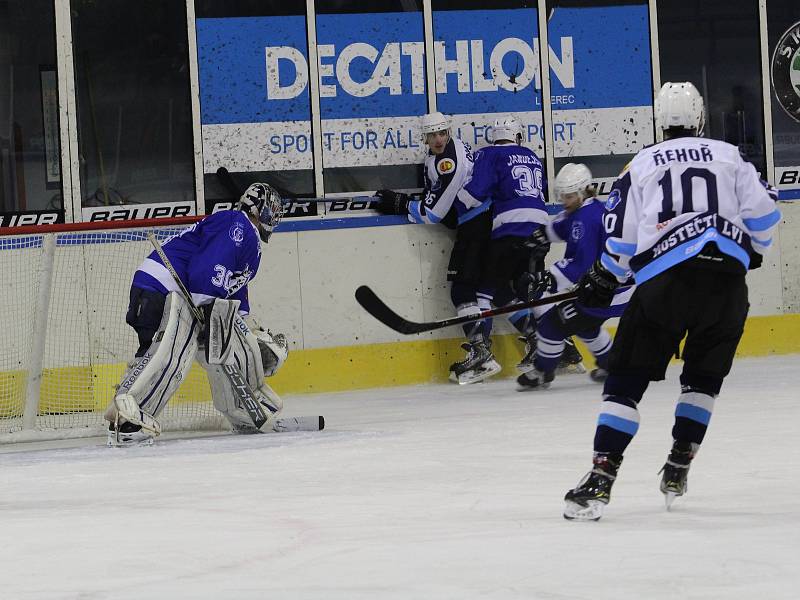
[197,6,653,172]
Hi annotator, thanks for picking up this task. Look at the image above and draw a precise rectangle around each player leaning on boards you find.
[374,112,502,385]
[104,183,290,446]
[516,162,634,391]
[563,82,781,521]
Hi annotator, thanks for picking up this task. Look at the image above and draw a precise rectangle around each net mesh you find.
[0,223,225,441]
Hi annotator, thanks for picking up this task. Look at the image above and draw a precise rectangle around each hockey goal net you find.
[0,217,227,443]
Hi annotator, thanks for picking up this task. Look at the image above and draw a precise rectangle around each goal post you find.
[0,217,228,442]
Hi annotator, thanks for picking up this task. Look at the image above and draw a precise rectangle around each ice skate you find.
[556,337,586,375]
[516,331,537,373]
[449,339,501,385]
[660,440,694,509]
[589,367,609,382]
[563,453,623,521]
[107,422,154,447]
[516,368,555,390]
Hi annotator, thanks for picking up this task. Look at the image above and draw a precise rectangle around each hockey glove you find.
[576,260,619,308]
[748,250,763,270]
[375,189,411,215]
[522,227,551,261]
[517,270,556,302]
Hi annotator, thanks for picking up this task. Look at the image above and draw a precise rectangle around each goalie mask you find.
[237,183,284,243]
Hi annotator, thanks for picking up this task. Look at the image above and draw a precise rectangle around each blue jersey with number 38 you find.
[131,210,262,315]
[461,144,548,239]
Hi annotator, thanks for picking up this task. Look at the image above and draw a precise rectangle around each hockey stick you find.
[215,166,389,205]
[355,285,579,335]
[146,233,323,433]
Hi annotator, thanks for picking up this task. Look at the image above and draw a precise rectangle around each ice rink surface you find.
[1,355,799,599]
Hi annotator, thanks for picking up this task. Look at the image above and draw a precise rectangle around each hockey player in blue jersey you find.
[516,163,634,390]
[563,82,781,520]
[104,183,290,446]
[452,117,553,381]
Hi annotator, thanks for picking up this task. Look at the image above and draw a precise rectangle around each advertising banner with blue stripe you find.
[196,6,654,174]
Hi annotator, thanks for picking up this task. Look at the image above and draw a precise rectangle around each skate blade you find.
[563,499,605,521]
[664,491,678,510]
[516,382,551,392]
[556,362,587,375]
[456,362,501,385]
[107,434,155,448]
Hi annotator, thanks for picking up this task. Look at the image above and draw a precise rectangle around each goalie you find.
[105,183,289,446]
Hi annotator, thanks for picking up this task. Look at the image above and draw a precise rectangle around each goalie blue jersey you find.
[132,210,262,315]
[461,144,548,239]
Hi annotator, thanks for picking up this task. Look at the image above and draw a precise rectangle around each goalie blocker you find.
[105,293,291,444]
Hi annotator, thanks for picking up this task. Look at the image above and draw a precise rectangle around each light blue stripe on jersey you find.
[457,200,492,225]
[633,229,750,284]
[607,239,637,256]
[600,252,629,278]
[675,402,712,425]
[751,235,772,248]
[743,209,781,232]
[408,201,432,224]
[597,413,640,436]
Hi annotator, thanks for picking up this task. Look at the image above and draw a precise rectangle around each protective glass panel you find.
[195,0,316,210]
[547,0,653,194]
[72,1,196,218]
[0,0,64,225]
[316,0,425,194]
[766,2,800,199]
[658,0,766,177]
[431,0,546,160]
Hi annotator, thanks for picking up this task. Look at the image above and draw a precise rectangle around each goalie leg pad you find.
[105,292,199,427]
[200,359,282,432]
[197,313,285,432]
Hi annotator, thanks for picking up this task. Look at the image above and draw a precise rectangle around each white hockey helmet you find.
[655,82,705,135]
[554,163,593,199]
[489,116,523,144]
[420,111,451,141]
[237,182,284,243]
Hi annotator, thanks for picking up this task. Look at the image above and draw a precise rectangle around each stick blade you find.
[354,285,429,334]
[270,415,324,433]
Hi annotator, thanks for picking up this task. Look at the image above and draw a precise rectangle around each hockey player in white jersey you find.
[375,112,500,384]
[105,183,290,446]
[563,82,781,520]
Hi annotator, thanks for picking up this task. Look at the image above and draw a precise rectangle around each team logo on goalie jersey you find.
[437,159,456,175]
[771,21,800,122]
[229,224,245,246]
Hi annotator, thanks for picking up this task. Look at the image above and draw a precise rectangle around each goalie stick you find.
[146,233,323,433]
[355,285,579,335]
